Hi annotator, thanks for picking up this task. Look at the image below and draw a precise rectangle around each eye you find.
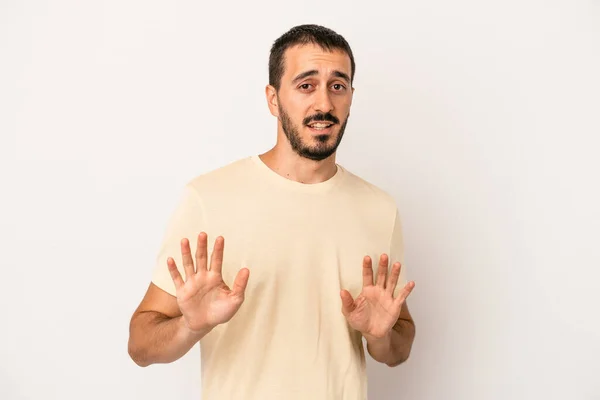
[332,83,346,91]
[299,83,313,90]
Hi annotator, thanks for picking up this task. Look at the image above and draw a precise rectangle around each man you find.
[128,24,416,399]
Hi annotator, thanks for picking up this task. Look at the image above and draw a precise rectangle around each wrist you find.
[364,330,396,365]
[178,316,213,342]
[363,329,392,344]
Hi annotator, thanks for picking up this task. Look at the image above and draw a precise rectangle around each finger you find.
[376,254,389,288]
[180,238,195,279]
[231,268,250,296]
[194,232,208,273]
[362,256,374,287]
[167,257,184,290]
[209,236,225,274]
[394,281,416,306]
[386,262,402,296]
[340,289,356,316]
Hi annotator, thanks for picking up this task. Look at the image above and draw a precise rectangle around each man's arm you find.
[365,302,416,367]
[127,282,212,367]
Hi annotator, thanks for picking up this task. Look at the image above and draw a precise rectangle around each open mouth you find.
[306,122,335,133]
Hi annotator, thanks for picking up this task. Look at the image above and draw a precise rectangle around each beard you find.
[278,102,349,161]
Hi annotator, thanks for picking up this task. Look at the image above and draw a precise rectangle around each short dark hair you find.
[268,24,356,91]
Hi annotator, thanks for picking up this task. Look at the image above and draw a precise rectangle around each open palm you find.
[168,233,250,333]
[341,254,414,339]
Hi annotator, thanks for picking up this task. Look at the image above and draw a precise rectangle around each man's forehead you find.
[283,44,351,78]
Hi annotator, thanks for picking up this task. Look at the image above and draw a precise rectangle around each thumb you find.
[231,268,250,296]
[340,289,355,316]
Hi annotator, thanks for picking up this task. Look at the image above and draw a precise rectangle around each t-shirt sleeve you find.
[151,183,207,297]
[389,207,408,296]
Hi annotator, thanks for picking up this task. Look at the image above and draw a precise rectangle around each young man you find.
[128,24,416,400]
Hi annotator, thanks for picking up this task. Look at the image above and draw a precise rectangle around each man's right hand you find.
[167,232,250,334]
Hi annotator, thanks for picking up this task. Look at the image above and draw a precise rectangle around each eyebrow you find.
[291,69,351,84]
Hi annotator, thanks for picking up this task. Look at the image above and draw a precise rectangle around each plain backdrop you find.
[3,0,600,399]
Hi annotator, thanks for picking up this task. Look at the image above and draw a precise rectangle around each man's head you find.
[266,24,355,161]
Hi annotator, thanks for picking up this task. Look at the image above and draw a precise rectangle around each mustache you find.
[303,113,339,125]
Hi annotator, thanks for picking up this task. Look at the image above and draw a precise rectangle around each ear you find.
[265,84,279,117]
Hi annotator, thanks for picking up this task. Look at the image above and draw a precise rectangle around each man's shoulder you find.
[339,164,397,208]
[185,155,253,192]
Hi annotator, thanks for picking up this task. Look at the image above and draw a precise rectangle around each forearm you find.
[365,319,415,367]
[128,311,212,367]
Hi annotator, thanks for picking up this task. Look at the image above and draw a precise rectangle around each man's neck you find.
[258,148,337,185]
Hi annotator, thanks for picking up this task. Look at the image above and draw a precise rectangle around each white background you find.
[3,0,600,399]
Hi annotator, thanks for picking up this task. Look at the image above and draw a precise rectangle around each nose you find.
[314,87,334,113]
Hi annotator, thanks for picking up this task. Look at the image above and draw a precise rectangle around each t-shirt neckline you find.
[249,154,345,193]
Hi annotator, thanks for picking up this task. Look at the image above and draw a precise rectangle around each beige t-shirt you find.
[151,155,407,400]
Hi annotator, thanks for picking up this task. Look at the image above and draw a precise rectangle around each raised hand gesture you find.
[167,232,250,334]
[340,254,414,340]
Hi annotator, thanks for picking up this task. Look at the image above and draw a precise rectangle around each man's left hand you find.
[340,254,415,340]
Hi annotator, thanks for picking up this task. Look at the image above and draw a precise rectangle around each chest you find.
[207,197,391,300]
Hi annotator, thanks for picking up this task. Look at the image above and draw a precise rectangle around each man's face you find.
[269,43,354,161]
